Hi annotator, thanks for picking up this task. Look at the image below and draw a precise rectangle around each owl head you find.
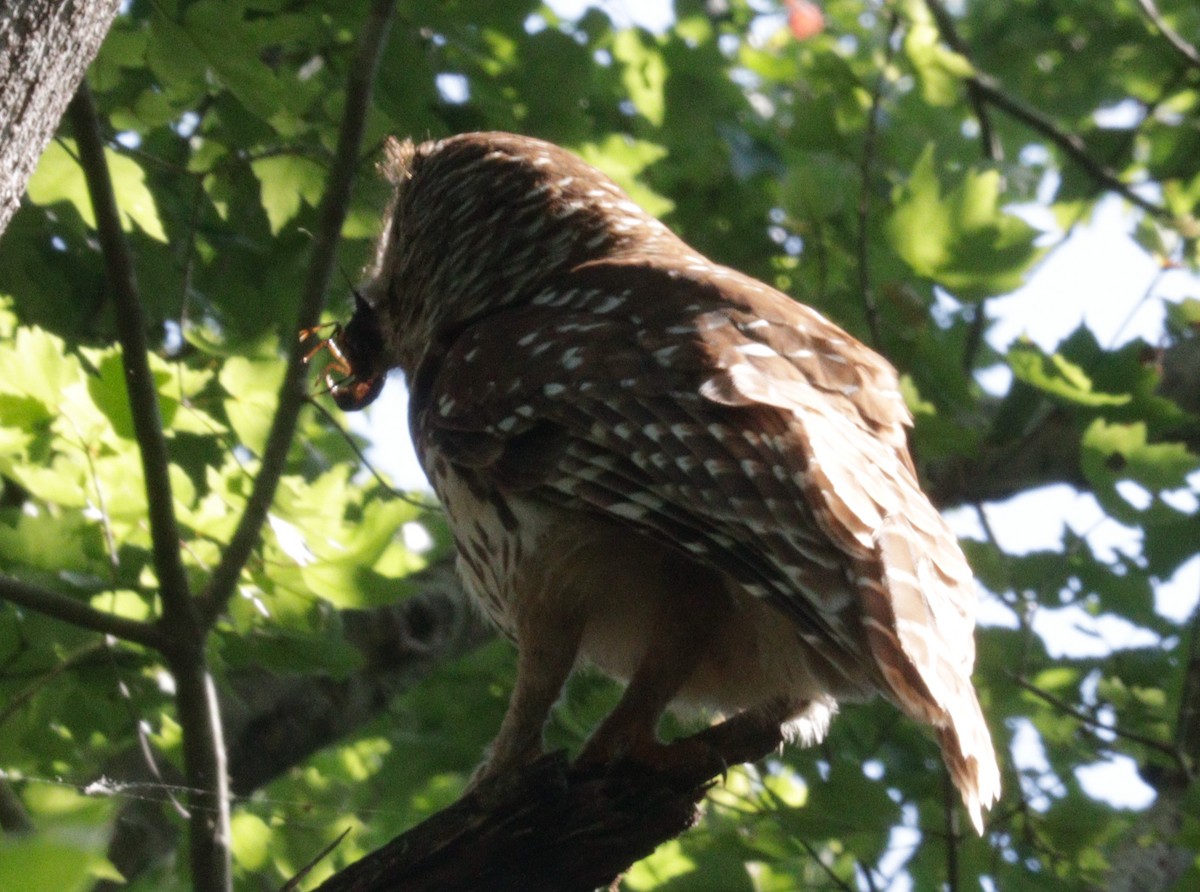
[359,132,676,376]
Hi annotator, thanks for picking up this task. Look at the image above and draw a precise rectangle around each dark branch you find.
[0,576,166,650]
[310,717,785,892]
[966,72,1171,220]
[1010,673,1185,767]
[93,567,490,890]
[66,85,195,633]
[922,0,1002,161]
[919,0,1172,220]
[856,9,900,350]
[201,0,399,626]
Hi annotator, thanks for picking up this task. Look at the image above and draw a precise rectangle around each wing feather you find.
[414,258,998,824]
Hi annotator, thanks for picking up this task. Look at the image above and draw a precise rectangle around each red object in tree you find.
[786,0,824,40]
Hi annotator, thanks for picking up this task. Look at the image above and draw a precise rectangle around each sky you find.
[349,0,1200,829]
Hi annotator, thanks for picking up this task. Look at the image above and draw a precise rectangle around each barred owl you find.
[333,132,1000,832]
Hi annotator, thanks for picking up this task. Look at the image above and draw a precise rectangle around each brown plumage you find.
[345,131,1000,833]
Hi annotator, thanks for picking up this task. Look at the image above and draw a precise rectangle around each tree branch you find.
[67,84,195,632]
[966,71,1171,220]
[310,716,785,892]
[1010,673,1184,766]
[69,82,233,892]
[922,0,1001,161]
[201,0,399,627]
[90,567,489,891]
[0,576,166,650]
[1134,0,1200,72]
[920,0,1172,220]
[856,8,900,350]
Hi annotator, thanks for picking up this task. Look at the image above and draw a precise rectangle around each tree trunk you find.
[0,0,118,238]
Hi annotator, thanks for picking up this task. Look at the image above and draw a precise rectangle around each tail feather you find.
[938,693,1001,835]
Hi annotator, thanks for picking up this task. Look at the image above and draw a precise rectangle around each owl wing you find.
[417,258,998,828]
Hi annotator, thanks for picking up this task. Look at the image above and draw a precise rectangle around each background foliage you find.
[1,0,1199,889]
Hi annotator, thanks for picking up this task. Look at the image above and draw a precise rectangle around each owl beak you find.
[331,370,384,411]
[329,292,387,411]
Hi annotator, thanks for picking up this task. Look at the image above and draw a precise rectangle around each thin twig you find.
[0,641,107,730]
[304,396,435,509]
[967,72,1171,220]
[66,85,196,632]
[857,858,881,892]
[1135,0,1200,72]
[922,0,1001,161]
[1108,267,1167,349]
[796,838,856,892]
[1173,582,1200,772]
[921,0,1173,220]
[1009,673,1185,767]
[856,8,901,349]
[201,0,399,628]
[0,577,166,650]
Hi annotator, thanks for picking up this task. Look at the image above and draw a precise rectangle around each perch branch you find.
[310,718,785,892]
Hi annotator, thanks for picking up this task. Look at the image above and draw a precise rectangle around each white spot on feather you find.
[737,342,777,357]
[594,295,625,313]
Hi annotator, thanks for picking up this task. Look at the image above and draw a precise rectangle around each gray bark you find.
[0,0,118,237]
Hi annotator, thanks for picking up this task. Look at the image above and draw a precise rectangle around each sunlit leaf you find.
[26,141,167,242]
[1008,342,1132,406]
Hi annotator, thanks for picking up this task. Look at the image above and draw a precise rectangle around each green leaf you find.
[886,145,1042,298]
[902,0,975,106]
[219,357,285,454]
[182,0,289,121]
[0,327,84,413]
[1082,419,1198,492]
[0,836,117,892]
[251,155,327,234]
[573,136,674,218]
[1165,296,1200,336]
[612,30,666,126]
[26,141,167,241]
[231,812,273,871]
[1008,342,1132,406]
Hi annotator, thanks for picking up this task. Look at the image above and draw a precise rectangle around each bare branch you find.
[922,0,1002,161]
[202,0,399,627]
[967,72,1171,220]
[856,9,901,350]
[919,0,1172,220]
[66,85,195,631]
[304,395,437,510]
[1010,673,1185,766]
[0,576,166,650]
[1135,0,1200,72]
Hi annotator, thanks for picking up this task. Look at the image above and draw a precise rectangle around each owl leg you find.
[474,612,583,784]
[576,558,723,767]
